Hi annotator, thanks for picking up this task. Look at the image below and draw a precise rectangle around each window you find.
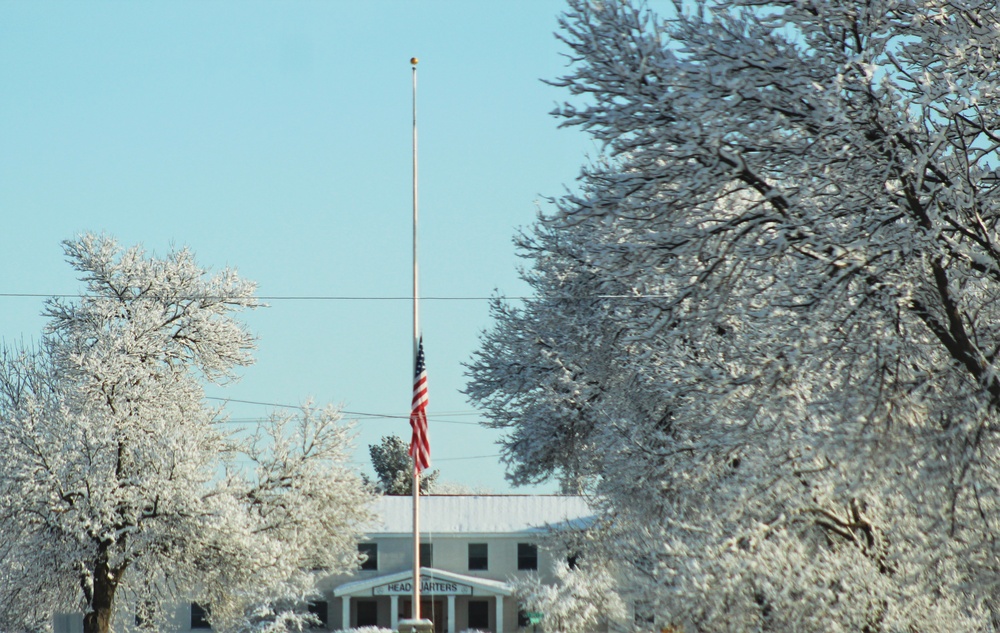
[517,543,538,570]
[308,601,329,629]
[468,600,489,630]
[468,543,488,570]
[420,542,433,567]
[357,600,378,628]
[191,603,211,630]
[359,543,378,571]
[567,552,580,569]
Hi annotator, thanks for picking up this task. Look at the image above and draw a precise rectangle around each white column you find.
[341,597,351,631]
[447,595,456,633]
[495,596,504,633]
[391,595,400,630]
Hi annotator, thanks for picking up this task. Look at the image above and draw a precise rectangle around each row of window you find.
[194,597,639,631]
[352,600,532,630]
[358,542,538,572]
[191,544,544,629]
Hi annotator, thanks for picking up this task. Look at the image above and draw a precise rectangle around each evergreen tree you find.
[367,435,438,495]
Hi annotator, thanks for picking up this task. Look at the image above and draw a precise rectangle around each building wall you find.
[53,496,593,633]
[333,534,557,584]
[139,537,565,632]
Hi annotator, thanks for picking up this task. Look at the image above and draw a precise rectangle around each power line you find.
[206,397,486,426]
[0,292,675,301]
[223,417,482,427]
[0,292,528,301]
[226,454,501,466]
[434,454,501,462]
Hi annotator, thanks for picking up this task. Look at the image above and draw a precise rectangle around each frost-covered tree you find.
[365,435,438,495]
[0,234,375,633]
[512,558,625,633]
[468,1,1000,630]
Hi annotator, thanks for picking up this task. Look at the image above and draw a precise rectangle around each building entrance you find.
[402,599,445,633]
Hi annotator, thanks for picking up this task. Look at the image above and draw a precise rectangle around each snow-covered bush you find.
[512,559,625,633]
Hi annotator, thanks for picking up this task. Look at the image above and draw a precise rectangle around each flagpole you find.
[410,55,422,625]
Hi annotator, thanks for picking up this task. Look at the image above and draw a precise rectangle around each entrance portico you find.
[334,567,513,633]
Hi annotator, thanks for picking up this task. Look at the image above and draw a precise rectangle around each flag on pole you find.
[409,337,431,472]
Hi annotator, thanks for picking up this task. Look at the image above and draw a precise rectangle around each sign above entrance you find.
[373,578,474,596]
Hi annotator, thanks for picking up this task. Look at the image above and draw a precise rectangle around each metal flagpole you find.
[410,55,422,626]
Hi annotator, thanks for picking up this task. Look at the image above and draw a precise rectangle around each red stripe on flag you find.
[409,338,431,472]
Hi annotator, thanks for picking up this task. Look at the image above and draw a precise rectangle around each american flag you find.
[409,337,431,472]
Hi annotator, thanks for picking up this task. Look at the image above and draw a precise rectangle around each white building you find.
[321,495,593,633]
[53,495,594,633]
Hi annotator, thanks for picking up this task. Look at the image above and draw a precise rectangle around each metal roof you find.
[368,495,594,536]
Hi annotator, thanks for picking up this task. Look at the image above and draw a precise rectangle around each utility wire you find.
[227,454,501,466]
[435,454,501,462]
[0,292,526,301]
[206,396,487,426]
[0,292,672,301]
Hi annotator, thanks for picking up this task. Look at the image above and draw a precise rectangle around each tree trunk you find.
[83,586,114,633]
[83,604,112,633]
[82,549,119,633]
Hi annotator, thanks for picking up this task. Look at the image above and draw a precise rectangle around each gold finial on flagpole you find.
[410,57,419,65]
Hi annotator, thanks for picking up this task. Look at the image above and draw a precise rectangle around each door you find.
[402,599,446,633]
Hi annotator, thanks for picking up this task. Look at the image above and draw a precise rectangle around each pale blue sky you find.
[1,1,598,492]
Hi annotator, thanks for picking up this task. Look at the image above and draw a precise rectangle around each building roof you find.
[369,495,593,536]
